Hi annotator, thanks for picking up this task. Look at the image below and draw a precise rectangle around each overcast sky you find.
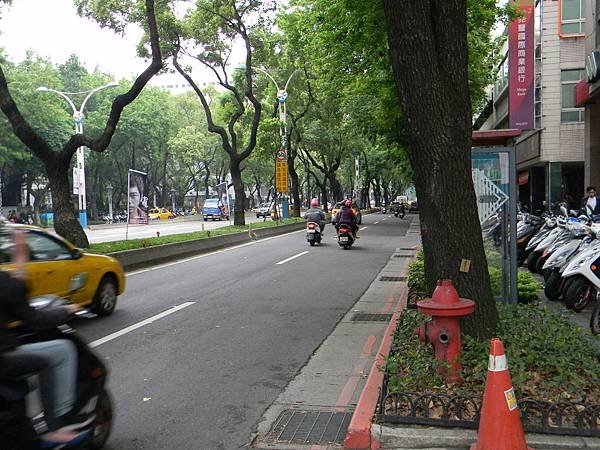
[0,0,229,88]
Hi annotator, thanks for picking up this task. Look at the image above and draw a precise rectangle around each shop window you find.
[561,69,585,122]
[494,56,509,98]
[561,0,585,36]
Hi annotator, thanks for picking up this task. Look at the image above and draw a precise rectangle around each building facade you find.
[579,0,600,192]
[477,0,587,212]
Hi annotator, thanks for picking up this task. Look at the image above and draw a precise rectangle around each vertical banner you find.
[127,169,149,224]
[275,161,289,193]
[509,0,535,130]
[216,182,230,218]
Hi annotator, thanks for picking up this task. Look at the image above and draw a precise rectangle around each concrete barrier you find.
[108,222,305,271]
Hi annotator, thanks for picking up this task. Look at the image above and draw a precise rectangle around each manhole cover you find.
[264,409,352,444]
[380,276,407,282]
[351,313,393,322]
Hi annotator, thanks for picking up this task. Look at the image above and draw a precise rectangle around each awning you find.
[472,129,522,146]
[574,80,591,107]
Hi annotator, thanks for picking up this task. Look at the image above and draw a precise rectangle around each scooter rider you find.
[335,199,359,238]
[0,228,90,445]
[304,198,326,233]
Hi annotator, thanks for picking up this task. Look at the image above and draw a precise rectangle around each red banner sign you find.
[509,0,535,130]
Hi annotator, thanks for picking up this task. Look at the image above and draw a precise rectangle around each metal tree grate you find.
[264,409,352,444]
[380,276,407,282]
[352,313,394,322]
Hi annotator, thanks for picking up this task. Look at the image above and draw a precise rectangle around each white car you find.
[256,204,272,218]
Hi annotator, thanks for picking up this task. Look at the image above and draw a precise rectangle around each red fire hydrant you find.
[415,280,475,383]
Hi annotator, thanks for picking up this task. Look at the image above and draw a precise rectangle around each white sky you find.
[0,0,228,88]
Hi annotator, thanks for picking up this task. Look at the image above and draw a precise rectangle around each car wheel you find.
[91,276,118,316]
[86,389,113,449]
[310,241,315,247]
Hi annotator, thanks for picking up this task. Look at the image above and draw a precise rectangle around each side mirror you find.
[68,273,88,294]
[72,248,83,260]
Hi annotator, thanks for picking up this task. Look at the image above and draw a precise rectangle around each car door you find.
[0,231,50,298]
[25,230,81,299]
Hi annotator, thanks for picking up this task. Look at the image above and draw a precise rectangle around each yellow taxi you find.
[330,201,362,225]
[0,224,126,316]
[148,207,175,220]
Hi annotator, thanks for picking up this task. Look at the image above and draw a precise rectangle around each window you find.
[0,233,14,264]
[561,0,585,35]
[561,69,585,122]
[535,1,542,128]
[26,232,72,261]
[494,57,509,98]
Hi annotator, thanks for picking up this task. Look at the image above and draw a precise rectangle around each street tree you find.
[0,0,163,247]
[382,0,498,338]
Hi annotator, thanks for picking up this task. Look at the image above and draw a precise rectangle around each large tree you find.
[0,0,163,247]
[382,0,497,338]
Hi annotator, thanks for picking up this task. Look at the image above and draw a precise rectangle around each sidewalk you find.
[252,216,421,449]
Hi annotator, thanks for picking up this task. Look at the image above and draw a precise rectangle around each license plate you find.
[339,236,348,242]
[307,229,315,233]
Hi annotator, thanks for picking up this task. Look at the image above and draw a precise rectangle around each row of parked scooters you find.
[515,204,600,334]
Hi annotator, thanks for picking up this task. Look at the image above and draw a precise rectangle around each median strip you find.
[89,302,195,348]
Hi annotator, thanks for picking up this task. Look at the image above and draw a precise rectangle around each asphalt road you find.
[84,214,269,244]
[73,212,412,449]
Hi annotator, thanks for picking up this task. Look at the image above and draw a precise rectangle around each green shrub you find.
[388,303,600,402]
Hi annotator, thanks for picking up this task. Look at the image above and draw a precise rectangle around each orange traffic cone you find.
[470,338,533,450]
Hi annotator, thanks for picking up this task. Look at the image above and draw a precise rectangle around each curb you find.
[344,282,408,450]
[107,222,305,271]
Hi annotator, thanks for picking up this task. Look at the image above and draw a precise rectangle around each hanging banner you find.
[216,181,231,218]
[276,161,288,193]
[509,0,535,130]
[127,169,149,224]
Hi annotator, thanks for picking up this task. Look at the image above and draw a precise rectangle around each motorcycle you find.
[0,294,113,450]
[306,221,322,246]
[337,223,355,250]
[560,243,600,313]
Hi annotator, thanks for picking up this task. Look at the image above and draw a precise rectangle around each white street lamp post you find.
[106,183,113,223]
[36,82,118,228]
[242,66,300,218]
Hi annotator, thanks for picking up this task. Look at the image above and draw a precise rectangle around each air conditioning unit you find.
[585,51,600,83]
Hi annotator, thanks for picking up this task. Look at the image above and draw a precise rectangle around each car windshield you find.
[204,199,219,207]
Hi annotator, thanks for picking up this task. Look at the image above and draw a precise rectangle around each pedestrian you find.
[8,210,17,223]
[580,186,600,215]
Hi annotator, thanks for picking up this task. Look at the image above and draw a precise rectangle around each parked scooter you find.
[560,242,600,312]
[337,224,355,249]
[306,221,322,246]
[0,295,113,449]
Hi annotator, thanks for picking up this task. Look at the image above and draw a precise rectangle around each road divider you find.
[108,221,306,271]
[89,302,195,348]
[276,251,309,265]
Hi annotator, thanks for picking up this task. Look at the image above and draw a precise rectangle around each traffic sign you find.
[276,161,288,193]
[276,148,287,161]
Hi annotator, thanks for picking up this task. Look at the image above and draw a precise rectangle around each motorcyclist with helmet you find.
[0,228,91,446]
[334,199,359,238]
[304,198,326,233]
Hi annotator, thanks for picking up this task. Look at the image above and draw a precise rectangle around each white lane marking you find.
[276,251,309,265]
[127,229,305,276]
[374,221,380,224]
[360,226,369,231]
[89,302,195,348]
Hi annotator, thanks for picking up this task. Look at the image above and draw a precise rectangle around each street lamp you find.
[106,183,113,223]
[239,65,300,218]
[36,81,119,228]
[170,188,176,212]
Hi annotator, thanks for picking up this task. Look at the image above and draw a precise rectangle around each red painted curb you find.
[344,283,408,450]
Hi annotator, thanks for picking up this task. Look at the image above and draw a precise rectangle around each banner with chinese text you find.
[509,0,535,130]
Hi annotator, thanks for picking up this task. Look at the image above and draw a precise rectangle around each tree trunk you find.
[289,152,301,217]
[230,158,245,225]
[383,0,497,338]
[46,158,89,248]
[328,174,343,202]
[3,165,22,206]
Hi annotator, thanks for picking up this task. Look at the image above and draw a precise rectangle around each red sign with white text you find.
[509,0,535,130]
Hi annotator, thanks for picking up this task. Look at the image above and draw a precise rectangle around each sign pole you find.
[125,171,130,241]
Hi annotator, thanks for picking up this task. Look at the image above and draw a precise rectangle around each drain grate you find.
[393,254,412,258]
[398,247,415,250]
[380,276,407,282]
[351,313,393,322]
[264,409,352,444]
